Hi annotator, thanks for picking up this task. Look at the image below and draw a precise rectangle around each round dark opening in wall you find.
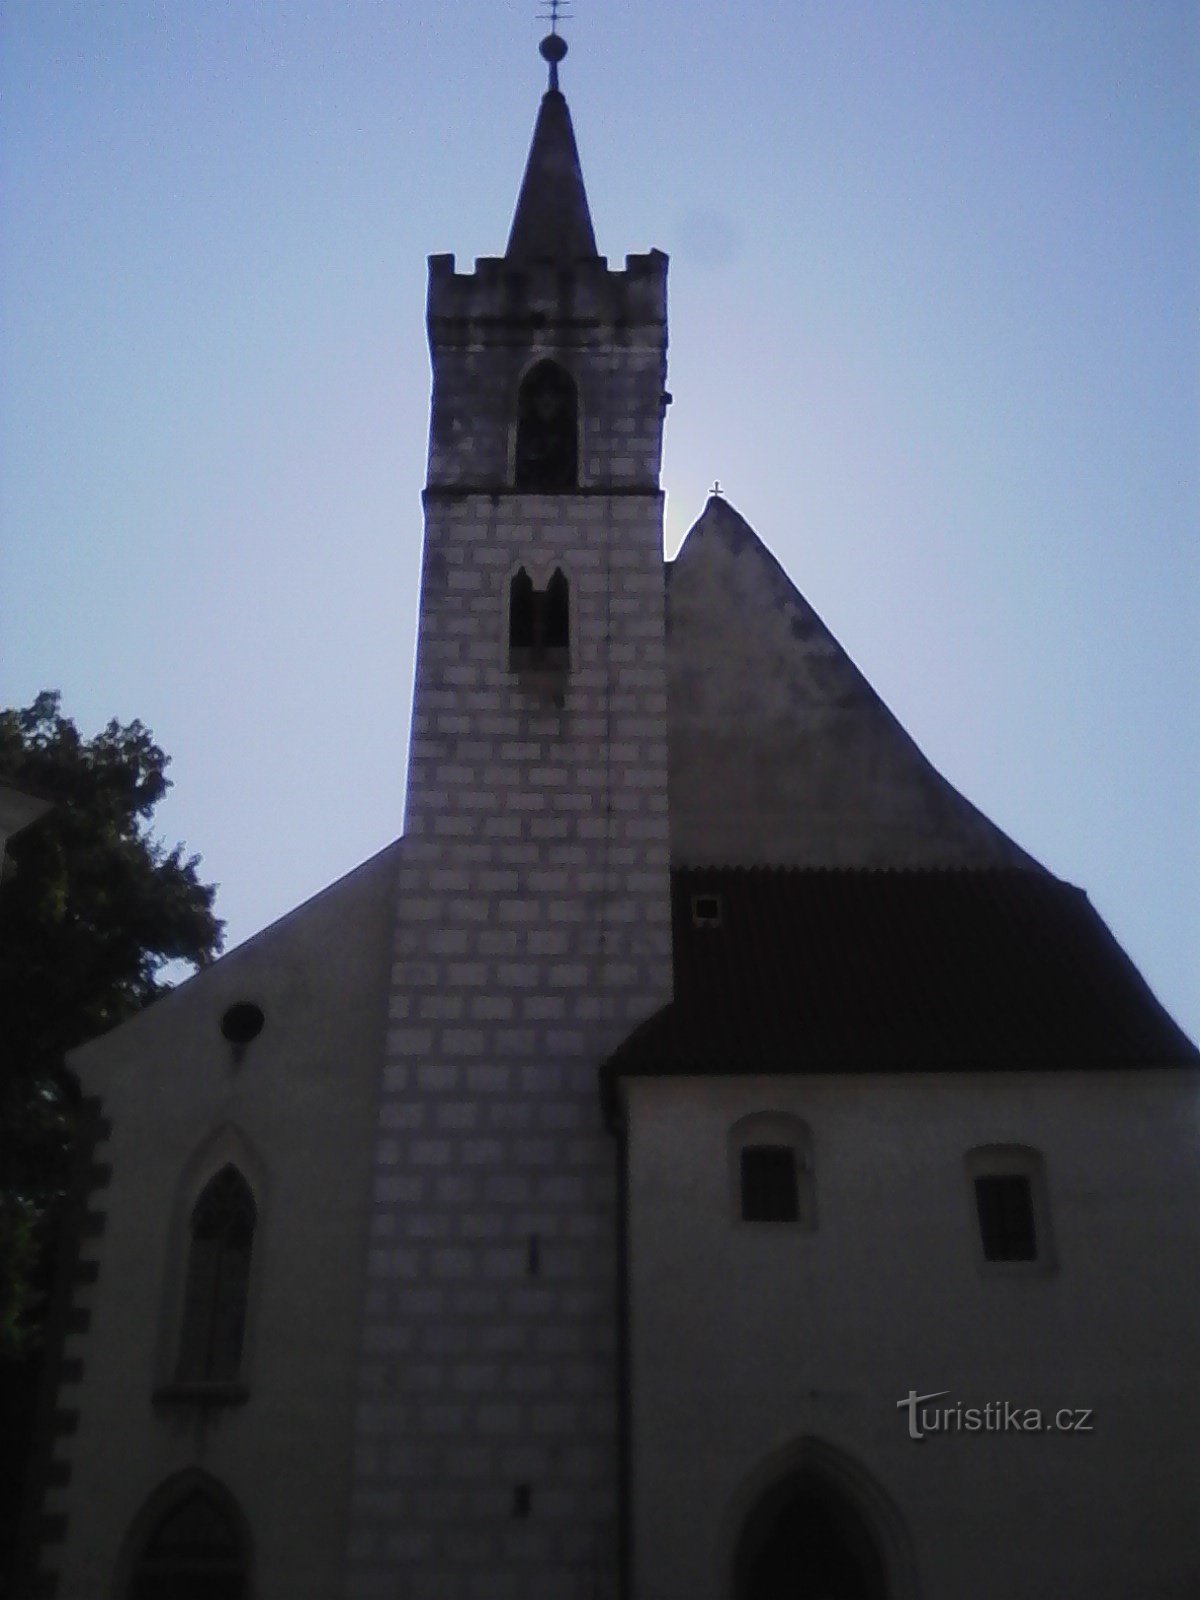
[220,1002,265,1046]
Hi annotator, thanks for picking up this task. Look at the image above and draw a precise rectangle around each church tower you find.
[346,32,672,1600]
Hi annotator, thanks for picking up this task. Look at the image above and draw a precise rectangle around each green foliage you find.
[0,691,224,1356]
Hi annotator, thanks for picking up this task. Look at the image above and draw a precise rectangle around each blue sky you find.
[3,1,1197,1042]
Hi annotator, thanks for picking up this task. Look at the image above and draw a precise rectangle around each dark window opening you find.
[509,567,569,668]
[544,567,569,648]
[741,1145,799,1223]
[509,567,536,647]
[974,1174,1037,1261]
[219,1003,264,1046]
[691,892,723,928]
[128,1488,247,1600]
[515,361,578,490]
[177,1167,256,1383]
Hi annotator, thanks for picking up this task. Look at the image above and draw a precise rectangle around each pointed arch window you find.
[515,360,578,490]
[509,566,570,669]
[127,1484,248,1600]
[544,567,569,648]
[176,1166,256,1384]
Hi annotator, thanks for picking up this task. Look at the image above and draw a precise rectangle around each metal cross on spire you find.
[537,0,572,90]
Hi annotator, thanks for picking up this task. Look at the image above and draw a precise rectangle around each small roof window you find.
[691,892,723,929]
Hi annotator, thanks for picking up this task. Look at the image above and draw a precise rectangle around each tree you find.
[0,690,224,1581]
[0,690,224,1350]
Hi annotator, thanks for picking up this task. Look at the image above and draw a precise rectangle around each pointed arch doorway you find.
[734,1467,889,1600]
[117,1472,250,1600]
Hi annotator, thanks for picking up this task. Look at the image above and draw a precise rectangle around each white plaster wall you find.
[48,842,399,1600]
[624,1069,1200,1600]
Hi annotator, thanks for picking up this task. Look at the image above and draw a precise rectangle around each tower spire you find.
[505,11,598,262]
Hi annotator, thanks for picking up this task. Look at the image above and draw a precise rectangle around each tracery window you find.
[515,360,578,490]
[176,1165,256,1383]
[127,1485,247,1600]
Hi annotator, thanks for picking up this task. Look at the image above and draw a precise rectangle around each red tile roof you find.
[603,868,1198,1101]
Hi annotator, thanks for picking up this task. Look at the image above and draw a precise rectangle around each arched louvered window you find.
[127,1485,248,1600]
[509,566,570,668]
[177,1165,256,1383]
[515,360,578,490]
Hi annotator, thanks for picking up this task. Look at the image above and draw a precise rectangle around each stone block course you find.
[349,254,670,1600]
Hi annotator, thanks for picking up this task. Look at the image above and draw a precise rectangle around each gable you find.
[666,497,1034,868]
[68,838,402,1086]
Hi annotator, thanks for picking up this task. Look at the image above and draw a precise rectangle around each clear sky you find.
[3,2,1197,1042]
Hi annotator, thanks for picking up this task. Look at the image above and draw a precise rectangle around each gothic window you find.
[509,566,570,668]
[176,1166,256,1383]
[127,1485,248,1600]
[965,1145,1053,1270]
[731,1113,815,1227]
[515,360,578,490]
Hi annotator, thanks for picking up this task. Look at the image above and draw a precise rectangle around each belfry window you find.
[544,567,569,648]
[515,360,578,490]
[127,1485,248,1600]
[176,1166,256,1383]
[509,566,570,668]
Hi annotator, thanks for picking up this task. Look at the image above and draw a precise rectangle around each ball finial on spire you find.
[538,0,570,89]
[539,30,568,90]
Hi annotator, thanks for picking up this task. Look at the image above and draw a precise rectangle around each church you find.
[20,29,1200,1600]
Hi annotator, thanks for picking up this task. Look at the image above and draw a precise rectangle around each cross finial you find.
[538,1,572,90]
[711,480,723,498]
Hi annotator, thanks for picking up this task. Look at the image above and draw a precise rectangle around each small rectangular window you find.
[691,892,723,928]
[974,1174,1037,1261]
[740,1145,799,1222]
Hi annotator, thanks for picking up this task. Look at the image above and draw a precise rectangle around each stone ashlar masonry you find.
[345,252,673,1600]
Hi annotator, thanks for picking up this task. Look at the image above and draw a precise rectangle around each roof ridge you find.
[671,863,1054,879]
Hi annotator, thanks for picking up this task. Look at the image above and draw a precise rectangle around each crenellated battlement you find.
[427,249,667,339]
